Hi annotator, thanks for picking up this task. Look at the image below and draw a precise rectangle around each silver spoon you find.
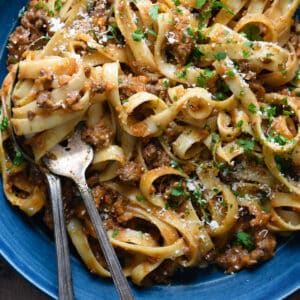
[43,125,135,300]
[5,66,74,300]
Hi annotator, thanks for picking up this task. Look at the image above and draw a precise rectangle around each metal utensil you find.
[5,67,74,300]
[43,125,135,300]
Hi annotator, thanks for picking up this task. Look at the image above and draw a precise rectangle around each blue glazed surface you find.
[0,1,300,299]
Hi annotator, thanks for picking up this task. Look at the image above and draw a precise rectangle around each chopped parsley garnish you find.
[190,47,204,61]
[248,103,257,114]
[236,138,254,153]
[242,50,251,59]
[204,68,214,78]
[54,0,62,12]
[196,68,214,87]
[196,0,206,9]
[170,159,184,172]
[136,195,146,201]
[266,105,277,122]
[215,80,231,100]
[197,25,206,43]
[176,69,187,79]
[146,29,157,37]
[162,79,169,87]
[107,24,125,44]
[11,57,19,64]
[197,74,206,87]
[268,132,291,146]
[197,198,208,209]
[243,41,254,48]
[281,69,288,76]
[226,70,235,78]
[281,97,288,105]
[44,33,51,41]
[112,229,119,238]
[211,133,220,150]
[176,63,192,79]
[190,189,202,202]
[216,91,226,100]
[198,0,233,23]
[157,125,164,133]
[13,150,24,166]
[170,185,185,197]
[173,0,181,6]
[213,52,227,61]
[211,0,234,15]
[260,105,277,123]
[236,120,243,128]
[241,24,263,41]
[292,71,300,84]
[186,27,196,39]
[217,162,230,176]
[132,29,145,41]
[220,198,227,208]
[149,5,159,21]
[283,109,294,116]
[34,3,55,16]
[0,118,9,131]
[234,231,254,251]
[266,52,274,58]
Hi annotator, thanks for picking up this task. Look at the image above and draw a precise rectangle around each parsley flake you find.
[196,0,206,9]
[248,103,257,114]
[112,229,119,238]
[54,0,62,12]
[149,5,159,21]
[234,231,254,251]
[241,24,263,41]
[0,118,8,131]
[242,50,251,59]
[226,70,235,78]
[34,3,55,16]
[13,150,24,166]
[170,187,184,197]
[236,139,254,154]
[136,195,146,201]
[214,52,227,61]
[236,120,243,128]
[132,29,145,41]
[170,159,184,172]
[211,0,234,15]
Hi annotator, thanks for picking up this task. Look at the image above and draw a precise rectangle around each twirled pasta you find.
[1,0,300,286]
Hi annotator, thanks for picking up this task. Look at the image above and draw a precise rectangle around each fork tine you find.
[5,65,75,300]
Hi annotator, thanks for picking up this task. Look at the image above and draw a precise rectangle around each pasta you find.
[1,0,300,285]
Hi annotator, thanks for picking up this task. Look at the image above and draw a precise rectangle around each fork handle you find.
[45,173,74,300]
[75,177,134,300]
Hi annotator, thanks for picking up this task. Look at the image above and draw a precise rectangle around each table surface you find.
[0,257,299,300]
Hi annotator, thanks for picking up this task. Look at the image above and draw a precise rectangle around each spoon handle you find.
[45,173,74,300]
[75,177,134,300]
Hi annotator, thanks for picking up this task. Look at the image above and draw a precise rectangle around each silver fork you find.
[43,125,135,300]
[5,67,74,300]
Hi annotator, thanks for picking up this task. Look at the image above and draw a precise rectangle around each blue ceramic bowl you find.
[0,1,300,299]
